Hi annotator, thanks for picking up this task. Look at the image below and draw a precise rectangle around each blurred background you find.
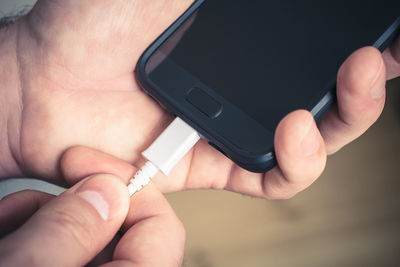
[1,1,400,266]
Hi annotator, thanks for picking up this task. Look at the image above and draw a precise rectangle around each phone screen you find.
[148,0,399,131]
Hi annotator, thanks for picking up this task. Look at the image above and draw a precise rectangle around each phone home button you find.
[186,87,223,119]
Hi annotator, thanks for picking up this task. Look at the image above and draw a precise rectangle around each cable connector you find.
[128,117,200,196]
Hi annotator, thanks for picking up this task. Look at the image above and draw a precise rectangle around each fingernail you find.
[300,119,320,156]
[76,188,109,221]
[370,59,386,99]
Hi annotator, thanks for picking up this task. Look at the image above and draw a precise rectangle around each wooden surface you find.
[167,78,400,267]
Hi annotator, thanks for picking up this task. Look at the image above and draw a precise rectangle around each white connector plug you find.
[128,117,200,196]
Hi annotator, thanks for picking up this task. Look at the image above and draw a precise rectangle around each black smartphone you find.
[136,0,400,173]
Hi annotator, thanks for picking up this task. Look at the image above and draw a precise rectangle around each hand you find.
[0,147,185,266]
[3,0,400,198]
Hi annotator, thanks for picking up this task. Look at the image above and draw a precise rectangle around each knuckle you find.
[45,208,94,251]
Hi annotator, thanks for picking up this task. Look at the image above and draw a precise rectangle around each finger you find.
[62,147,185,266]
[264,110,327,199]
[61,146,137,186]
[0,174,130,267]
[104,183,186,267]
[318,46,386,154]
[88,235,121,267]
[0,190,53,237]
[383,35,400,79]
[223,110,326,200]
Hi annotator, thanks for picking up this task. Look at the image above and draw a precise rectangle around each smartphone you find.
[136,0,400,173]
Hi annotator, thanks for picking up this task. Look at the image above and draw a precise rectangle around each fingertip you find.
[61,146,137,185]
[318,47,387,154]
[275,110,325,160]
[275,110,309,155]
[60,146,97,181]
[338,47,386,105]
[274,110,326,185]
[338,47,384,94]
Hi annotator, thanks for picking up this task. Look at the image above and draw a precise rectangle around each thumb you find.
[0,174,130,267]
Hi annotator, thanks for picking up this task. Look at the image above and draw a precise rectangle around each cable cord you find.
[128,117,200,196]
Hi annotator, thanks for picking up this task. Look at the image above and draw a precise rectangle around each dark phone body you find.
[136,0,400,173]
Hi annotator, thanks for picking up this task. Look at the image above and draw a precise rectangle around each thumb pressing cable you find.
[128,117,201,196]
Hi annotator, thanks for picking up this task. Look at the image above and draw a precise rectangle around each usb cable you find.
[128,117,201,196]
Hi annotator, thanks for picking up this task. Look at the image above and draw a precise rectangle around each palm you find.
[18,0,239,192]
[16,0,397,199]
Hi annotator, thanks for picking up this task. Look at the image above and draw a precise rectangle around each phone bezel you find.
[136,0,400,172]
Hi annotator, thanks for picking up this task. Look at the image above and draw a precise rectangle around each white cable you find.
[127,161,158,196]
[128,117,200,196]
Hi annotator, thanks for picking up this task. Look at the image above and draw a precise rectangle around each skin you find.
[0,0,396,197]
[0,147,185,266]
[0,0,399,265]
